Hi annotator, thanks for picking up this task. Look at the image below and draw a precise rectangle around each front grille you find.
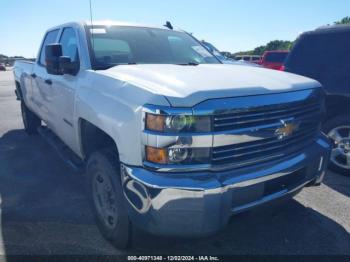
[213,100,320,132]
[211,98,322,169]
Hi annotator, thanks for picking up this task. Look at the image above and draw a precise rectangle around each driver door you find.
[49,27,81,151]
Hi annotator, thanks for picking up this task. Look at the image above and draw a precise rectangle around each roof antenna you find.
[164,21,173,30]
[89,0,95,49]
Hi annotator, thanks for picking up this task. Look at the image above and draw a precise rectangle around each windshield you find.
[86,26,220,69]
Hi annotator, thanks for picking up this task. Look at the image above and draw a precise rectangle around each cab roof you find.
[47,20,176,32]
[83,20,171,30]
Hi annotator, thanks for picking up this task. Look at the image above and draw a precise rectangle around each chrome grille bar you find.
[212,129,316,163]
[214,102,321,131]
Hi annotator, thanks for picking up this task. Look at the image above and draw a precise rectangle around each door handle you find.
[45,79,52,85]
[30,73,37,78]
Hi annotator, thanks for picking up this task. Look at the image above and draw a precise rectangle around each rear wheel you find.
[86,148,132,249]
[21,102,41,135]
[323,115,350,176]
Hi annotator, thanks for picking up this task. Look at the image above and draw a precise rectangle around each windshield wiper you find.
[177,62,199,66]
[94,62,137,70]
[94,65,115,70]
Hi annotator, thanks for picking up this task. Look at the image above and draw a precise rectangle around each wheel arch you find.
[78,118,120,161]
[15,80,23,101]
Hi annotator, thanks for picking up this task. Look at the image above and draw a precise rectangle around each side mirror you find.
[45,44,62,75]
[59,56,79,75]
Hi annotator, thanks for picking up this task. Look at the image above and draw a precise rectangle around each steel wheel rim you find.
[92,171,118,229]
[328,126,350,170]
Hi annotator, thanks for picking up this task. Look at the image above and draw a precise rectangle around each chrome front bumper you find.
[121,135,330,237]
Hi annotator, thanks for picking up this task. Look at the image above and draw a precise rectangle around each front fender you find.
[74,71,170,165]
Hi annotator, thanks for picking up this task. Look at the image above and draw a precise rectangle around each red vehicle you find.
[260,50,289,70]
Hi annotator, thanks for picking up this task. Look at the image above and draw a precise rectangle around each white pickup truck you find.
[14,21,331,249]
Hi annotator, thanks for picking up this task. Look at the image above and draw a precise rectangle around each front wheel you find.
[323,115,350,176]
[21,102,41,135]
[86,148,132,249]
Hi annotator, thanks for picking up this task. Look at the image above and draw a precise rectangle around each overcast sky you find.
[1,0,349,57]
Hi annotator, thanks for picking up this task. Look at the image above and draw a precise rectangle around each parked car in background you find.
[260,50,289,71]
[234,55,261,64]
[285,24,350,176]
[0,64,6,71]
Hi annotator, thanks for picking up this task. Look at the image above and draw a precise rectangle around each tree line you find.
[0,54,27,66]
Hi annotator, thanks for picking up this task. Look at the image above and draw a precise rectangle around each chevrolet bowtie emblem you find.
[275,120,299,140]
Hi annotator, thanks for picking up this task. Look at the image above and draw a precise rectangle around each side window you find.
[60,28,80,64]
[39,29,59,66]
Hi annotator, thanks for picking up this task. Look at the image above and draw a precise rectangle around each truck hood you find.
[100,64,321,107]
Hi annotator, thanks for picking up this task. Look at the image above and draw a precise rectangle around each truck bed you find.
[13,60,35,101]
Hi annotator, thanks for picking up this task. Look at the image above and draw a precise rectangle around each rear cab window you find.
[265,52,288,63]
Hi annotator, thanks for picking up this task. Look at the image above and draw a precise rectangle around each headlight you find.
[146,146,211,165]
[145,113,211,133]
[143,105,212,167]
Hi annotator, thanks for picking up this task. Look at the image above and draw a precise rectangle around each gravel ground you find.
[0,70,349,255]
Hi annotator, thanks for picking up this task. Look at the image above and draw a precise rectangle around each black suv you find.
[285,24,350,176]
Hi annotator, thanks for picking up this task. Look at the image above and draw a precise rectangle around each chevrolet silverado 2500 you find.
[14,21,331,249]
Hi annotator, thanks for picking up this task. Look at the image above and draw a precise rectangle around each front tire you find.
[21,102,41,135]
[323,115,350,176]
[86,148,132,249]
